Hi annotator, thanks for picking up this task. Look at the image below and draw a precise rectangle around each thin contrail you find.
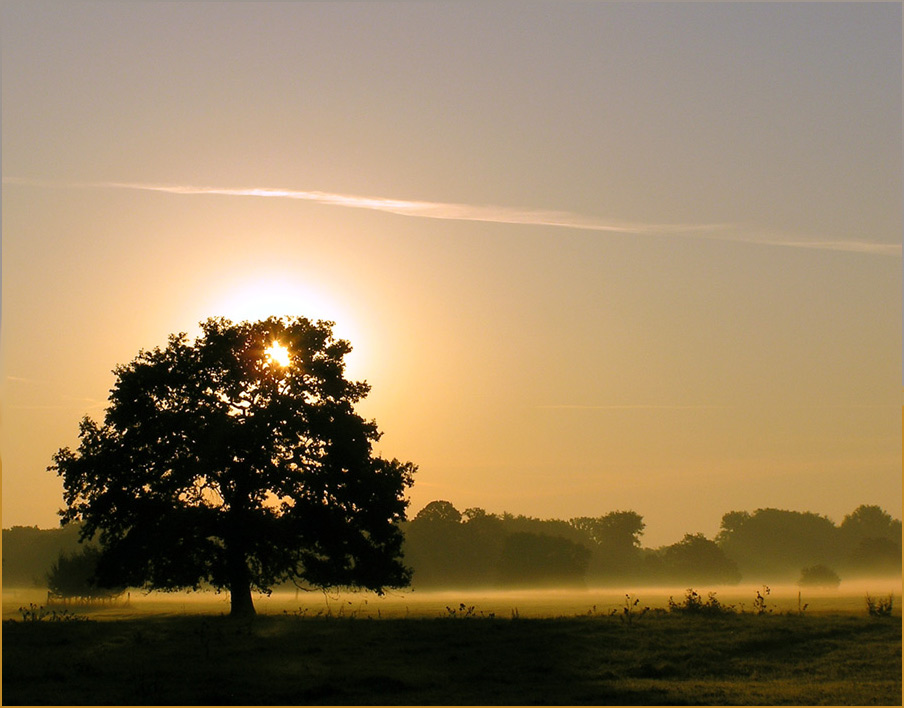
[5,177,900,256]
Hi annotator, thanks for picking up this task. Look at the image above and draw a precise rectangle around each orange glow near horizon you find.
[1,2,899,547]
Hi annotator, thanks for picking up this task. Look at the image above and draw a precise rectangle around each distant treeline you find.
[3,503,900,591]
[3,523,85,588]
[399,502,901,589]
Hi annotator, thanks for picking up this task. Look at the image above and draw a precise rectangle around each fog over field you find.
[5,582,903,621]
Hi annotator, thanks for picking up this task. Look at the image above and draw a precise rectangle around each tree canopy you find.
[51,317,416,616]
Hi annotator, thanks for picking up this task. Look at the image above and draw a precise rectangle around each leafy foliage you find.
[50,317,415,615]
[717,508,839,579]
[47,546,125,600]
[2,524,85,587]
[667,588,734,616]
[650,533,742,585]
[402,503,649,589]
[414,500,462,524]
[497,532,591,587]
[717,505,902,581]
[17,603,89,623]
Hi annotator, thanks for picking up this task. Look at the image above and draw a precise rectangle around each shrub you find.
[667,588,734,616]
[17,603,87,623]
[866,594,894,617]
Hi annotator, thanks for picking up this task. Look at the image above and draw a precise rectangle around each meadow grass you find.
[2,590,900,705]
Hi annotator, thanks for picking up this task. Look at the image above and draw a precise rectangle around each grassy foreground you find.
[2,608,900,705]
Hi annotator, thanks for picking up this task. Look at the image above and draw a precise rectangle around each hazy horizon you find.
[2,2,901,549]
[3,498,900,552]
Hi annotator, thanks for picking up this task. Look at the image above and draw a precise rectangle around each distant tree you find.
[459,509,506,586]
[404,501,470,587]
[845,537,902,577]
[415,500,462,524]
[497,532,591,587]
[834,505,901,578]
[797,564,841,588]
[839,505,902,544]
[716,508,838,580]
[570,511,645,548]
[462,507,497,523]
[715,511,751,544]
[47,547,125,600]
[50,317,416,616]
[570,511,646,582]
[2,524,85,588]
[656,533,741,585]
[500,514,589,546]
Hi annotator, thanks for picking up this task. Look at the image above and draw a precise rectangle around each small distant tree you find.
[50,317,416,616]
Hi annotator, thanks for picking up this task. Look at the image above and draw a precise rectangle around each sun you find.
[264,341,292,368]
[201,273,368,378]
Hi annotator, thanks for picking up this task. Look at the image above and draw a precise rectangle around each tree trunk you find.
[227,542,255,617]
[226,480,256,617]
[229,575,255,617]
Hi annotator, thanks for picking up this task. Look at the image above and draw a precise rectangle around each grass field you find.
[2,586,901,705]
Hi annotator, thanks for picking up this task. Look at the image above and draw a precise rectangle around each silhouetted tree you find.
[2,524,85,587]
[716,508,837,580]
[462,507,494,522]
[570,511,645,548]
[415,500,463,524]
[459,509,506,586]
[50,317,416,616]
[403,501,470,587]
[654,533,741,585]
[47,546,124,600]
[839,504,901,544]
[497,532,590,587]
[834,505,902,577]
[570,511,646,581]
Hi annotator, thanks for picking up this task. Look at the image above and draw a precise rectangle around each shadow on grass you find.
[2,612,900,705]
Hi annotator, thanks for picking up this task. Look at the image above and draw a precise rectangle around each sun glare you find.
[201,273,368,378]
[265,342,292,368]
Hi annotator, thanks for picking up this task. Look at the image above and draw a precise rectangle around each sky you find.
[2,1,901,548]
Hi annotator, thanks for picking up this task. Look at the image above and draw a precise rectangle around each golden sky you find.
[2,2,901,546]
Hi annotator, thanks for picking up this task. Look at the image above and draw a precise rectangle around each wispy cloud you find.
[538,402,898,411]
[5,375,43,384]
[5,177,900,256]
[5,374,106,410]
[538,404,729,410]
